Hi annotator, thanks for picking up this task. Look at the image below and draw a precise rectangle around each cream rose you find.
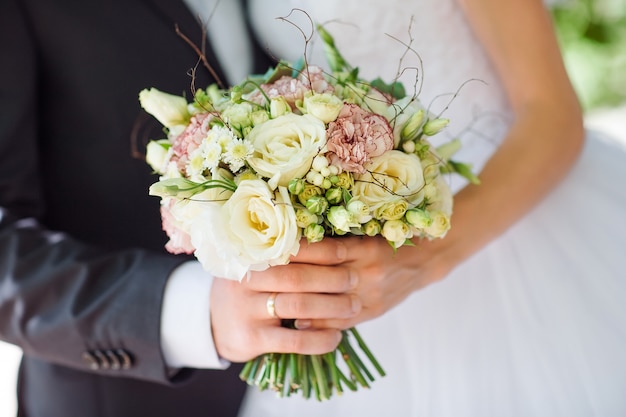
[381,219,412,249]
[302,92,343,124]
[352,150,425,213]
[190,180,300,280]
[247,113,326,188]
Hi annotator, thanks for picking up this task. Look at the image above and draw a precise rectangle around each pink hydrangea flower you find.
[170,112,213,174]
[326,103,394,173]
[160,201,194,255]
[247,66,334,111]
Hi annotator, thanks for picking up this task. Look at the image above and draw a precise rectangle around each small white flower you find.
[202,141,222,172]
[224,138,253,172]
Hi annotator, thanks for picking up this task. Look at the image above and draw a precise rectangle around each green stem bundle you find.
[239,327,385,400]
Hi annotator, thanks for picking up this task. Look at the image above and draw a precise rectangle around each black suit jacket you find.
[0,0,268,415]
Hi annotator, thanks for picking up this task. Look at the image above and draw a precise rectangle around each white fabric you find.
[160,260,228,369]
[238,1,626,416]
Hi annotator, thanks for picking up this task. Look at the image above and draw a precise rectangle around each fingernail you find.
[349,270,358,289]
[336,241,347,262]
[351,295,362,314]
[294,319,311,330]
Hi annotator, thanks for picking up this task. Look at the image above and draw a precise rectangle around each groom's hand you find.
[210,239,360,362]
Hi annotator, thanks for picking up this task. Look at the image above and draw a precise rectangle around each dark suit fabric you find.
[0,0,257,415]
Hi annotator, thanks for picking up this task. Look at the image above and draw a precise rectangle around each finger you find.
[263,292,361,320]
[258,327,342,356]
[247,264,357,293]
[289,238,348,265]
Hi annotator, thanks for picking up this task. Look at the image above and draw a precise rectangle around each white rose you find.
[302,92,343,123]
[191,180,301,280]
[139,88,190,129]
[381,219,412,249]
[426,176,454,216]
[247,113,326,188]
[423,210,451,239]
[352,150,425,213]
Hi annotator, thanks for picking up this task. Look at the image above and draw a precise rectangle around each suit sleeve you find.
[0,0,188,385]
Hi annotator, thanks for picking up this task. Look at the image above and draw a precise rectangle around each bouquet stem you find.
[239,327,385,400]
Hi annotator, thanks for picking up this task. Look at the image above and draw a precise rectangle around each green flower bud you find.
[435,138,462,161]
[422,118,450,136]
[405,208,433,229]
[321,178,333,189]
[288,178,306,195]
[306,195,329,215]
[400,109,424,142]
[145,139,171,174]
[297,183,323,205]
[149,178,205,199]
[362,219,382,237]
[270,97,291,118]
[325,187,343,205]
[304,223,326,243]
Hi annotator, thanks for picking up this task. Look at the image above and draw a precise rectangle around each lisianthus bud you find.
[422,118,450,136]
[146,140,171,174]
[346,199,372,223]
[296,208,320,228]
[327,206,357,232]
[435,138,462,161]
[325,187,343,205]
[321,178,333,189]
[270,97,291,118]
[362,219,382,236]
[302,93,343,124]
[400,109,424,141]
[149,178,205,199]
[298,183,323,205]
[139,88,190,129]
[288,178,306,195]
[306,195,329,215]
[381,219,412,249]
[304,223,326,243]
[405,208,433,229]
[375,200,408,221]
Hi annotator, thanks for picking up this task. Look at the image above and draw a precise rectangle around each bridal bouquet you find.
[140,25,477,400]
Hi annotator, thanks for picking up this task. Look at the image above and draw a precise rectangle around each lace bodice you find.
[248,0,513,190]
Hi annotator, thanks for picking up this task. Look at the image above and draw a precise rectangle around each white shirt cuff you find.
[160,260,229,369]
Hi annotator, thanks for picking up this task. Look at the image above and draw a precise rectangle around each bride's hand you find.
[293,235,454,330]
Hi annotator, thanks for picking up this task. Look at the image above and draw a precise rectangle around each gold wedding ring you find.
[266,292,279,319]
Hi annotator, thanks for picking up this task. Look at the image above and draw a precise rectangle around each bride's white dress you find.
[238,1,626,415]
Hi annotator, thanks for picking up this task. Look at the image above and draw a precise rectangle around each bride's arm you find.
[293,0,585,329]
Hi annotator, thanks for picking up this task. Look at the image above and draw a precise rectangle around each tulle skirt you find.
[239,131,626,417]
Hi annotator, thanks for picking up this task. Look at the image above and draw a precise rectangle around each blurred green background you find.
[551,0,626,111]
